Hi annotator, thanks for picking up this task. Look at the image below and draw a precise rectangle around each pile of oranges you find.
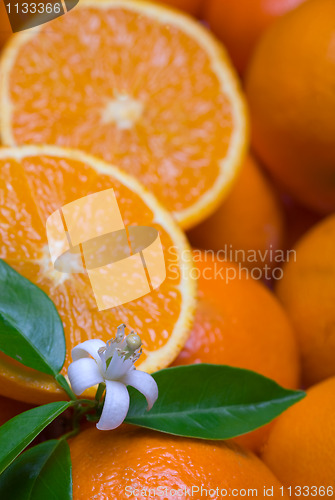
[0,0,335,497]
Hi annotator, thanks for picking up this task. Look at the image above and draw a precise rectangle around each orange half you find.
[0,145,196,404]
[0,0,248,228]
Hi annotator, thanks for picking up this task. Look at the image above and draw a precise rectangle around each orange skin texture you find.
[172,257,300,451]
[245,0,335,214]
[188,154,284,272]
[203,0,305,74]
[173,258,300,387]
[70,426,288,499]
[276,214,335,387]
[262,376,335,494]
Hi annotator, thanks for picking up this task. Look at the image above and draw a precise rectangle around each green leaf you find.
[0,259,66,375]
[0,440,72,500]
[125,364,305,440]
[0,401,74,474]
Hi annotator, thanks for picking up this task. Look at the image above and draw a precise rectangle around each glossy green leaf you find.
[0,259,65,375]
[0,440,72,500]
[125,364,305,439]
[0,401,74,474]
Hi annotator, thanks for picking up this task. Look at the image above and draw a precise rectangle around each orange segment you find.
[0,146,196,404]
[0,159,45,261]
[0,0,248,228]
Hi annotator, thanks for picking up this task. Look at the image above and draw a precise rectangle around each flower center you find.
[100,325,143,368]
[126,333,142,351]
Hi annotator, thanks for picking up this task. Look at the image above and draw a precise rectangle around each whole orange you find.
[173,257,299,388]
[203,0,306,74]
[276,214,335,387]
[245,0,335,213]
[70,426,288,499]
[262,376,335,496]
[172,256,300,451]
[188,154,284,274]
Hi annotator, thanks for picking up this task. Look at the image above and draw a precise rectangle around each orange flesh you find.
[0,152,188,402]
[7,5,234,217]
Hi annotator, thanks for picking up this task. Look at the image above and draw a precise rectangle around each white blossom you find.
[68,324,158,430]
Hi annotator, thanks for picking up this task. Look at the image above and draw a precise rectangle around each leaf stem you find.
[55,374,77,401]
[75,399,97,407]
[95,382,106,402]
[61,399,99,441]
[60,427,80,441]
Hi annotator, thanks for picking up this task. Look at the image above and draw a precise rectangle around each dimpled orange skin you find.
[172,257,300,451]
[187,154,284,272]
[70,426,288,499]
[276,214,335,387]
[202,0,306,74]
[245,0,335,214]
[262,377,335,494]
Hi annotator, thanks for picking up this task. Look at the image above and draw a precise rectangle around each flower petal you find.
[96,380,129,431]
[68,358,104,395]
[72,339,106,365]
[106,351,133,380]
[120,369,158,410]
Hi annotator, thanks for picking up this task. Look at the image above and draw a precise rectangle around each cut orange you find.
[0,0,248,229]
[0,146,196,404]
